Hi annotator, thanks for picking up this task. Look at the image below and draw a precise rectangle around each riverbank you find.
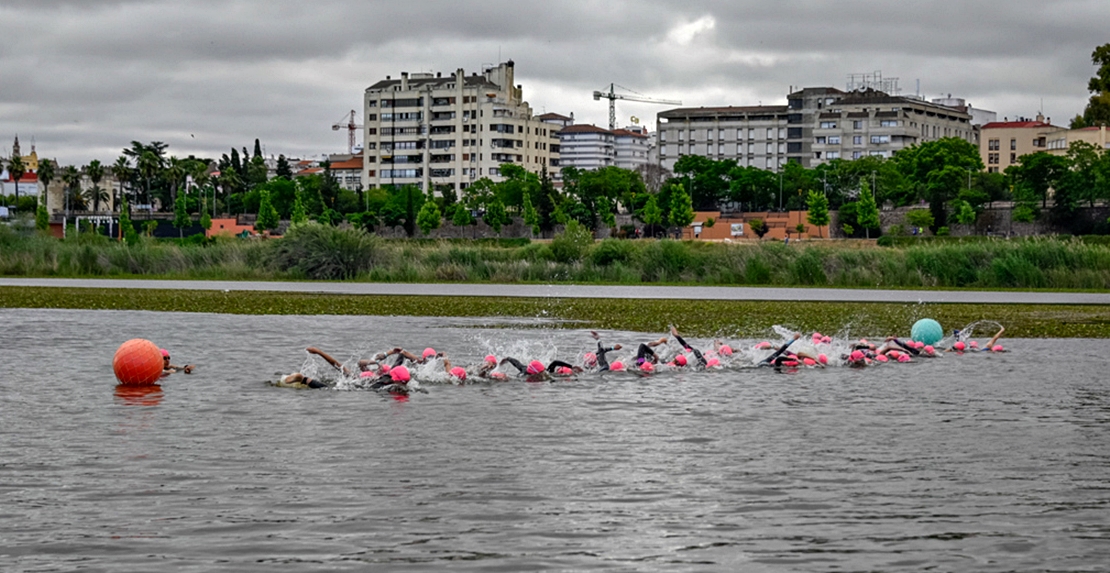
[4,286,1107,338]
[4,225,1110,289]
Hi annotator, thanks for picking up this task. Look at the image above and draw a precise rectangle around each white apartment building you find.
[556,123,651,172]
[362,61,558,194]
[656,86,974,172]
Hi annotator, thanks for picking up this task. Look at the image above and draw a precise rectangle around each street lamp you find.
[778,169,783,211]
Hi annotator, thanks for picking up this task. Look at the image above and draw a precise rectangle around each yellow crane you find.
[592,83,681,130]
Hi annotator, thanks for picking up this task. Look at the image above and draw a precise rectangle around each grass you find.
[3,286,1108,339]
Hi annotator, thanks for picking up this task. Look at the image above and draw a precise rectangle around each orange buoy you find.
[113,339,164,386]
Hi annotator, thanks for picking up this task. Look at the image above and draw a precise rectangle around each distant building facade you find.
[657,86,975,172]
[362,61,559,195]
[979,114,1064,173]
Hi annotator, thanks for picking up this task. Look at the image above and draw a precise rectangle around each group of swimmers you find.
[274,324,1007,392]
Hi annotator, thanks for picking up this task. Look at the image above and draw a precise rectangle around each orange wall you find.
[206,218,256,238]
[680,211,828,241]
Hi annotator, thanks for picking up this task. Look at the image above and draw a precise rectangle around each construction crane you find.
[592,84,681,130]
[332,110,363,154]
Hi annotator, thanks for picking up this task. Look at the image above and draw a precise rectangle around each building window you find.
[766,128,774,139]
[778,128,786,139]
[820,121,837,129]
[766,142,774,153]
[814,151,822,159]
[827,151,840,159]
[853,135,863,145]
[678,130,684,142]
[852,151,862,159]
[766,157,774,168]
[749,128,756,139]
[828,135,841,144]
[870,135,890,144]
[815,136,826,144]
[719,129,725,139]
[1011,138,1017,150]
[880,120,898,127]
[853,120,862,129]
[718,143,725,155]
[660,131,667,142]
[988,153,999,164]
[707,129,713,140]
[1011,153,1016,163]
[737,129,744,140]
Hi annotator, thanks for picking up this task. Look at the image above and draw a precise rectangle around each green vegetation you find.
[4,223,1110,290]
[2,286,1107,339]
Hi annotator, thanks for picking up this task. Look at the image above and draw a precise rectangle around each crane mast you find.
[331,110,363,154]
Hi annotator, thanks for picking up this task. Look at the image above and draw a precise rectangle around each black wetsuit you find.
[546,360,575,373]
[595,342,619,372]
[760,338,797,366]
[636,343,659,364]
[671,333,708,367]
[890,338,920,356]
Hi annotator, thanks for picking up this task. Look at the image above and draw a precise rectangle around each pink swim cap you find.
[719,345,733,356]
[954,341,966,352]
[897,354,911,362]
[923,345,935,355]
[379,364,392,374]
[969,341,979,348]
[822,336,832,344]
[640,362,655,373]
[484,354,497,364]
[888,351,902,360]
[449,366,467,381]
[755,341,773,350]
[850,350,865,362]
[526,360,544,375]
[360,370,375,378]
[609,360,625,371]
[992,345,1003,352]
[803,358,816,367]
[875,354,889,363]
[583,352,597,367]
[422,348,437,360]
[706,357,720,367]
[782,360,799,367]
[674,354,687,366]
[161,348,170,358]
[555,366,573,376]
[390,365,411,383]
[817,353,828,365]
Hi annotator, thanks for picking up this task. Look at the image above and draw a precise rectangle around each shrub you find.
[590,238,636,266]
[551,220,593,264]
[790,249,828,285]
[267,222,381,280]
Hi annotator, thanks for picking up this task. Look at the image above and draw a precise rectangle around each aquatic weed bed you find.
[3,286,1107,339]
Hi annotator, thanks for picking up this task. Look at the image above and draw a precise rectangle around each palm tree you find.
[7,154,26,207]
[122,141,167,207]
[112,155,131,212]
[85,160,105,212]
[37,158,56,209]
[166,156,186,207]
[62,165,85,212]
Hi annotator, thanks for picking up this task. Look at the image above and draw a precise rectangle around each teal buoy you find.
[911,318,943,345]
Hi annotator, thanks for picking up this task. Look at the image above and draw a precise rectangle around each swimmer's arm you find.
[546,360,574,373]
[761,333,801,364]
[647,337,667,348]
[442,357,454,374]
[389,348,421,363]
[499,357,528,375]
[985,327,1005,348]
[306,347,350,375]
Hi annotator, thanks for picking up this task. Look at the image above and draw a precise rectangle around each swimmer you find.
[305,346,376,376]
[759,332,802,367]
[593,341,623,372]
[277,346,368,389]
[633,336,669,368]
[443,354,503,383]
[843,349,869,368]
[385,347,440,365]
[161,348,194,376]
[669,326,708,367]
[877,336,920,357]
[982,326,1006,352]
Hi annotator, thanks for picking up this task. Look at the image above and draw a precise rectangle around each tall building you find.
[979,115,1064,173]
[362,61,559,194]
[656,85,975,172]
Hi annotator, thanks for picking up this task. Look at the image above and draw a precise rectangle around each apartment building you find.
[555,123,651,172]
[656,86,974,172]
[362,61,558,194]
[979,115,1064,173]
[1045,125,1110,155]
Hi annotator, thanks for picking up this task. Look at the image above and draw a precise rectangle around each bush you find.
[590,238,636,266]
[267,222,381,280]
[551,220,593,264]
[790,249,828,285]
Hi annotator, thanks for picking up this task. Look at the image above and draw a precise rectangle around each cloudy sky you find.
[2,0,1107,167]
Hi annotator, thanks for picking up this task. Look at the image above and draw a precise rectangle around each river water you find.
[1,308,1108,572]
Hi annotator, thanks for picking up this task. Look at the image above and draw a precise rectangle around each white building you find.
[555,123,651,172]
[362,61,559,194]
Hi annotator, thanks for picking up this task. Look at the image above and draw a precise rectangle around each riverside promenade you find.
[2,278,1109,305]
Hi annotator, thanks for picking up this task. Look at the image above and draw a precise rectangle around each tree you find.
[62,165,85,212]
[199,200,212,231]
[640,194,663,226]
[416,200,441,236]
[256,189,280,232]
[290,191,308,226]
[452,201,474,227]
[905,209,934,232]
[119,195,138,243]
[1079,43,1110,127]
[672,155,735,210]
[84,159,106,212]
[483,198,510,235]
[667,184,695,231]
[253,138,263,159]
[7,154,26,207]
[1008,152,1068,209]
[953,199,977,226]
[173,189,191,238]
[521,190,539,236]
[748,218,768,239]
[112,156,131,211]
[805,190,830,238]
[37,158,56,208]
[36,203,49,232]
[856,180,881,239]
[276,155,293,179]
